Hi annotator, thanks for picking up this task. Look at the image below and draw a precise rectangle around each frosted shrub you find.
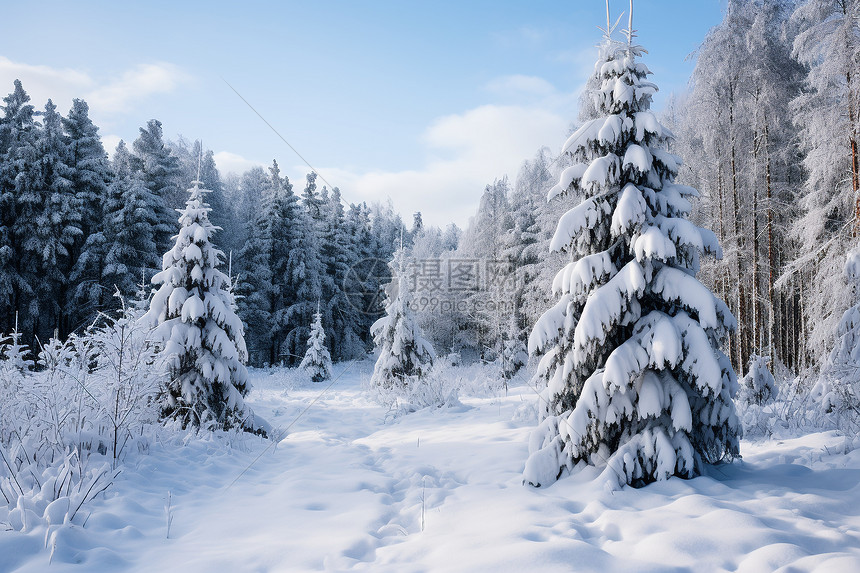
[91,292,162,464]
[738,355,777,407]
[367,368,461,416]
[450,360,510,398]
[0,296,160,534]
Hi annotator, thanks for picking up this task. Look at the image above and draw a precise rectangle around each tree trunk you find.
[729,84,747,372]
[752,120,761,356]
[849,71,859,235]
[765,121,775,360]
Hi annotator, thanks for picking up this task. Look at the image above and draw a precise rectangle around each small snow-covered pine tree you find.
[300,307,332,382]
[370,248,435,390]
[524,26,740,488]
[502,336,528,380]
[143,179,266,435]
[0,313,34,374]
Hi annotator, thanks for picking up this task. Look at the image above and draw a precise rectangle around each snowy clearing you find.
[3,362,859,572]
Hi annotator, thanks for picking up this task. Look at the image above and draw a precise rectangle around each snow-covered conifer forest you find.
[2,0,860,570]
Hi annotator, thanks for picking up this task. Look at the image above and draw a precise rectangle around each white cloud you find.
[0,56,92,113]
[0,57,186,119]
[101,134,123,157]
[243,82,579,229]
[87,63,187,114]
[308,104,568,228]
[212,151,266,176]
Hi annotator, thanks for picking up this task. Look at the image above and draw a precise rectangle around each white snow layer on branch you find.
[547,163,588,202]
[573,260,646,354]
[552,252,617,300]
[550,198,611,253]
[528,295,572,355]
[611,183,647,236]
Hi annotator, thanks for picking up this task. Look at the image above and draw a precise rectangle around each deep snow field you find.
[2,360,859,572]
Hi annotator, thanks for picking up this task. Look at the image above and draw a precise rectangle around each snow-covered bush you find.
[735,357,791,439]
[90,291,162,465]
[367,367,461,416]
[0,298,158,534]
[1,442,118,535]
[524,33,740,489]
[300,309,332,382]
[0,319,31,435]
[738,354,777,407]
[446,359,512,398]
[143,180,269,436]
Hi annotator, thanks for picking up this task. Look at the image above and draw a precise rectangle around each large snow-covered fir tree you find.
[300,306,333,382]
[143,179,266,435]
[524,21,740,488]
[370,247,435,390]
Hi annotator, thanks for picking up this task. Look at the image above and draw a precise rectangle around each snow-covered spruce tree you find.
[0,80,36,338]
[502,336,528,380]
[300,307,333,382]
[524,33,740,488]
[236,165,276,365]
[132,119,182,258]
[502,309,529,380]
[271,174,322,367]
[101,141,161,299]
[370,247,435,390]
[818,247,860,434]
[143,180,267,436]
[66,98,113,323]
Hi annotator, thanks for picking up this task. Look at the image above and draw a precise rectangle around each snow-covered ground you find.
[3,361,859,572]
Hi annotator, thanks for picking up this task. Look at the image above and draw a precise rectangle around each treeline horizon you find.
[1,0,858,383]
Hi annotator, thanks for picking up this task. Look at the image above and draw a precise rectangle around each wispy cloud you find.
[212,151,267,176]
[0,56,92,108]
[493,25,550,49]
[86,63,188,114]
[0,57,187,119]
[291,103,567,228]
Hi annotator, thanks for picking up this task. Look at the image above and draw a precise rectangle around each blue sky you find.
[0,1,724,226]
